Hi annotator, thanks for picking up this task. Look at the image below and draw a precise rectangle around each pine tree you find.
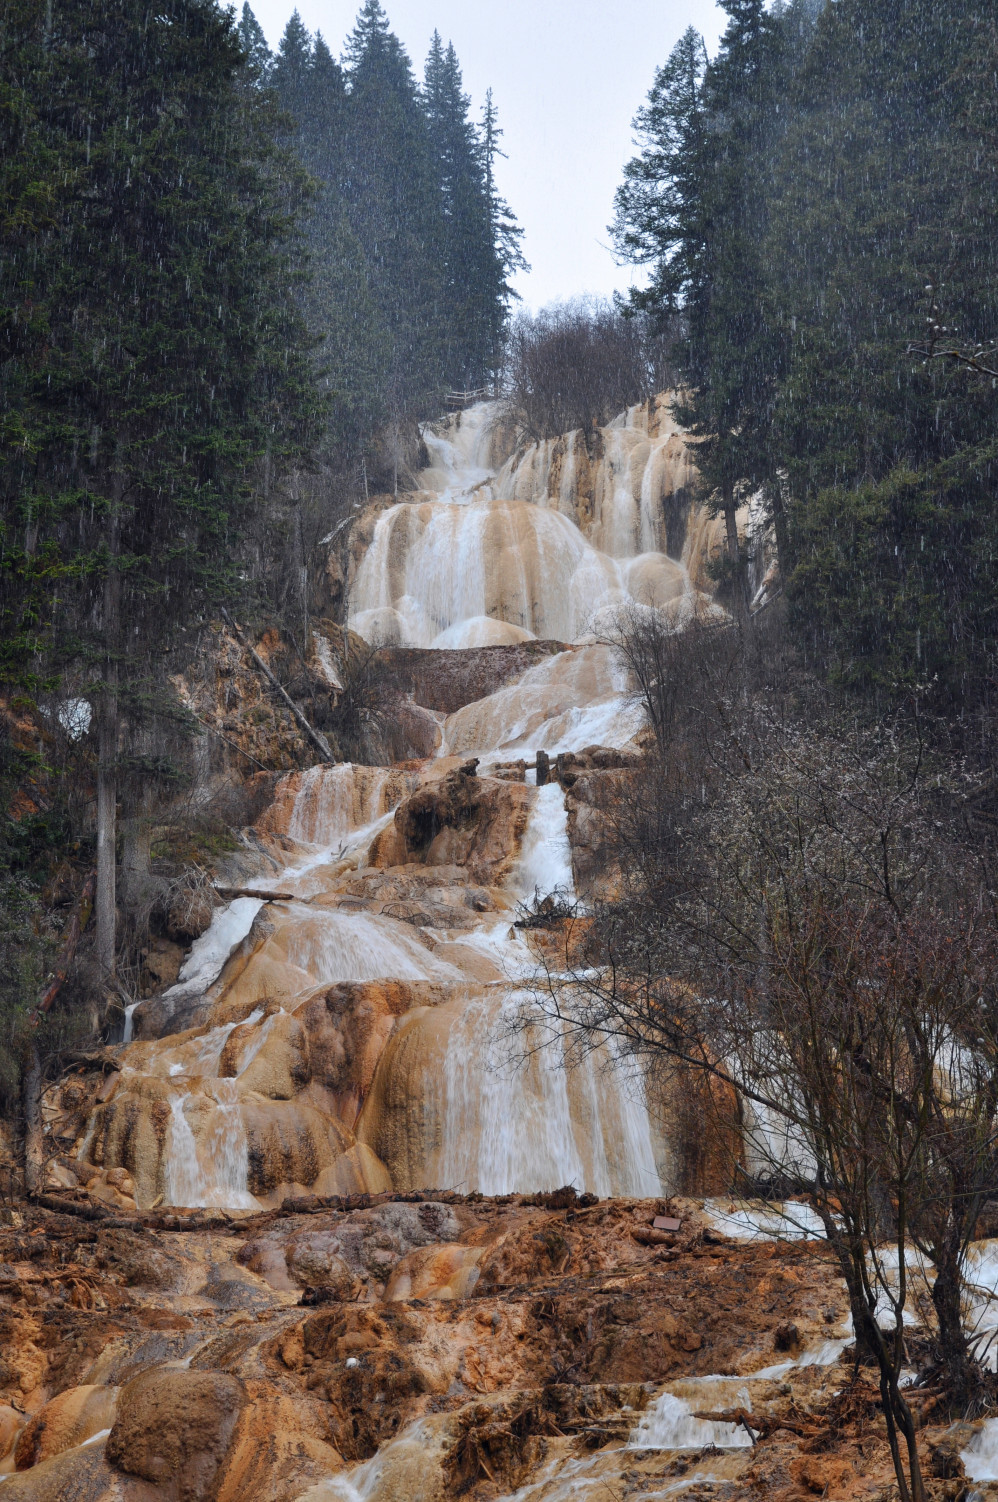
[481,86,528,381]
[614,3,789,609]
[0,0,319,977]
[272,9,313,119]
[238,2,272,81]
[270,14,387,453]
[611,27,708,316]
[423,34,500,389]
[677,0,787,602]
[342,1,448,426]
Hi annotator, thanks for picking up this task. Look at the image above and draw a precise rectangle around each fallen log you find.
[220,607,335,764]
[212,885,297,903]
[32,1194,111,1222]
[693,1409,823,1442]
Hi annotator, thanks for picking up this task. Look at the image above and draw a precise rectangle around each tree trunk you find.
[723,483,740,565]
[95,496,121,983]
[220,608,335,764]
[932,1234,984,1411]
[722,482,750,626]
[95,663,118,982]
[768,479,790,580]
[22,1042,44,1197]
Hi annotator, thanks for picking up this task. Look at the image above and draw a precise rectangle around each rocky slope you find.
[0,1188,990,1500]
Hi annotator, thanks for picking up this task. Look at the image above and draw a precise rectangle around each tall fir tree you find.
[0,0,319,976]
[610,27,708,318]
[238,2,272,81]
[480,86,528,380]
[423,34,511,389]
[342,1,448,430]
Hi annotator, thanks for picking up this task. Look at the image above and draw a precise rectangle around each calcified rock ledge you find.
[2,1190,993,1500]
[9,401,986,1497]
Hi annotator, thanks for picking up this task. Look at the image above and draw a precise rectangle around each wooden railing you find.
[443,387,492,410]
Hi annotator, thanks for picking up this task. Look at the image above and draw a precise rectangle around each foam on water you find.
[165,897,263,999]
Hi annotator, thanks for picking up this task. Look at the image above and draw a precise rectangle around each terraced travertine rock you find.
[0,1192,978,1502]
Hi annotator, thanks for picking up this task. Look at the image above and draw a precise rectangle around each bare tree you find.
[517,621,998,1502]
[502,299,653,442]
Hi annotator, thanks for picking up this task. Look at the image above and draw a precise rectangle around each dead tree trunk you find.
[95,672,117,982]
[22,1043,44,1197]
[220,608,335,764]
[95,500,121,983]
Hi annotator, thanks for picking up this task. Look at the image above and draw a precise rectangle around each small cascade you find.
[347,397,709,651]
[121,1002,137,1044]
[287,763,392,848]
[434,987,661,1196]
[431,784,661,1197]
[164,1082,255,1211]
[418,403,499,500]
[166,896,264,1001]
[282,907,463,986]
[445,645,645,761]
[629,1387,755,1450]
[512,780,575,901]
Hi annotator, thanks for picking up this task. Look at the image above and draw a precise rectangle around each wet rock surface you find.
[0,1195,979,1501]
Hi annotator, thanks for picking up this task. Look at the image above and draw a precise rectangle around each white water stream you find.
[92,400,708,1209]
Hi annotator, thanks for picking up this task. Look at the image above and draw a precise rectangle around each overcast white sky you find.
[248,1,727,310]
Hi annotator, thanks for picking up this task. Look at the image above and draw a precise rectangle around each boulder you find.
[370,770,530,886]
[384,1244,483,1302]
[106,1369,244,1500]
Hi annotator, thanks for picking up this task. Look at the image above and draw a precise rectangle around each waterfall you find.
[432,783,661,1197]
[93,395,722,1210]
[287,764,391,847]
[512,781,575,900]
[164,1084,255,1211]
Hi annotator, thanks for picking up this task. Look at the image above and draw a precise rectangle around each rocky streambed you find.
[3,1186,981,1502]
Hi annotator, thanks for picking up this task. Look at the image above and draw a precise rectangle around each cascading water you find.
[347,400,712,651]
[431,776,661,1197]
[85,396,716,1210]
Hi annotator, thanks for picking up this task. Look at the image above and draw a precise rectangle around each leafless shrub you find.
[501,299,653,442]
[516,609,998,1501]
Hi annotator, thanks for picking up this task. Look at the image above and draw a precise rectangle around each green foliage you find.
[266,0,524,452]
[615,0,998,709]
[424,33,523,389]
[0,0,321,693]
